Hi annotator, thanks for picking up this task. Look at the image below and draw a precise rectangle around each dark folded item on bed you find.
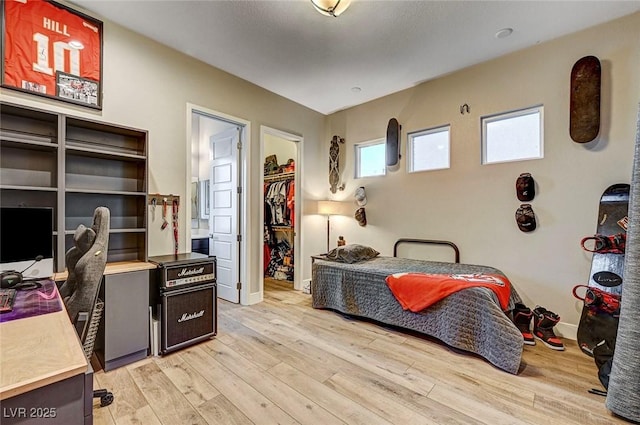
[312,256,524,374]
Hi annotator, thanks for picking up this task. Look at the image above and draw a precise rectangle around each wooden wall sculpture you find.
[329,135,345,193]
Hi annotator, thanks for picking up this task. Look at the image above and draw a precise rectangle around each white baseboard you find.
[302,279,311,294]
[556,321,578,341]
[246,291,263,305]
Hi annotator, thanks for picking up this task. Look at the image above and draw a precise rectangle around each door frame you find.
[260,125,303,294]
[186,103,252,305]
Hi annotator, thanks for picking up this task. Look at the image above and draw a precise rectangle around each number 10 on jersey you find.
[2,0,103,109]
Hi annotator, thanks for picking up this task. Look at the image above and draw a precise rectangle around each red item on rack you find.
[287,180,295,228]
[172,199,179,254]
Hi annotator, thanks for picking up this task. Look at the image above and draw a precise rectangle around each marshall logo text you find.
[177,310,205,323]
[177,267,204,277]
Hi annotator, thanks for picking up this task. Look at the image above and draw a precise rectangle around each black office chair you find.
[60,206,114,407]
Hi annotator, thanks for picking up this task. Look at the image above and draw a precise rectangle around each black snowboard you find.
[576,183,629,356]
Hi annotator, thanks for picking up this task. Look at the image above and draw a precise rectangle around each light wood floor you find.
[93,280,626,425]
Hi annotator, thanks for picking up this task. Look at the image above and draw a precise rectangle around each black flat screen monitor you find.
[0,207,54,278]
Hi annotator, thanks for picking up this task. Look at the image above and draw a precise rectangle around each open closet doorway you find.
[189,105,249,304]
[261,126,302,294]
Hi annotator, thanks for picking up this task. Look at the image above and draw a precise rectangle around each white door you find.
[209,127,241,303]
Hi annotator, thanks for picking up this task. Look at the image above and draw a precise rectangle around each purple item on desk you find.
[0,279,62,322]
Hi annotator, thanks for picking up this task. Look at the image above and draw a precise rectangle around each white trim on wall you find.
[186,102,253,305]
[260,125,304,298]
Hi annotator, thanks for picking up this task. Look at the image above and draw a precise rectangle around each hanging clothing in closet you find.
[264,177,295,280]
[265,179,294,226]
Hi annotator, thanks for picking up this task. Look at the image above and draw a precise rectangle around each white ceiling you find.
[71,0,640,115]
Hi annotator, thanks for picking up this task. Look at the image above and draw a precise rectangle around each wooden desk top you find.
[0,261,156,399]
[52,260,157,282]
[0,306,88,400]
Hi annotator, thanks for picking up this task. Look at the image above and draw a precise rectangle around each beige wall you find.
[264,133,297,166]
[325,12,640,336]
[2,4,638,332]
[0,9,327,301]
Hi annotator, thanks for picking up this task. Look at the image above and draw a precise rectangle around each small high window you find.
[407,125,450,173]
[482,106,543,164]
[355,139,386,178]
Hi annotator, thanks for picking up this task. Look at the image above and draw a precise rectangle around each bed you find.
[311,239,524,374]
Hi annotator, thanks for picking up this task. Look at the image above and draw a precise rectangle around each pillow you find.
[73,224,96,253]
[325,244,379,263]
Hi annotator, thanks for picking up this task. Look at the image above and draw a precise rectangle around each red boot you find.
[513,303,535,346]
[533,306,565,351]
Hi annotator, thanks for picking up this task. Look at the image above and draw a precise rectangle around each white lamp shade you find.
[317,200,343,216]
[311,0,352,17]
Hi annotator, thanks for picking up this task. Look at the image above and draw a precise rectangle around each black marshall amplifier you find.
[149,253,217,354]
[161,283,216,354]
[155,255,216,292]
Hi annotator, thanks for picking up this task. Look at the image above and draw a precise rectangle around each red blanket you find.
[385,272,511,312]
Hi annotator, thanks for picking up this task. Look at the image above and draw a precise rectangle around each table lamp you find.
[317,200,343,252]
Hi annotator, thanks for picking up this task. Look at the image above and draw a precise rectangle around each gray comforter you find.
[311,256,524,374]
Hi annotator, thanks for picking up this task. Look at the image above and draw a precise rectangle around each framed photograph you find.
[1,0,103,109]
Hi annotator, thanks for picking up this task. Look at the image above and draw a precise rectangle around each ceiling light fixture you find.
[311,0,351,17]
[495,28,513,39]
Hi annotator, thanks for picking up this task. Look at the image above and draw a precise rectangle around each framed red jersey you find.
[1,0,103,109]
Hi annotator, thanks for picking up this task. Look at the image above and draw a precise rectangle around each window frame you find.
[354,138,386,178]
[481,105,544,165]
[407,124,451,173]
